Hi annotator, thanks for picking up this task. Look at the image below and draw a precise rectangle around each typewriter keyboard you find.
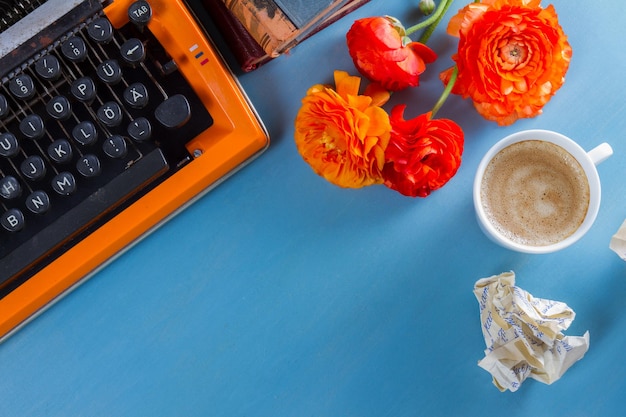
[0,2,213,290]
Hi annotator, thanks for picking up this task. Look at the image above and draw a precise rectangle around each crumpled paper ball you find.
[473,272,589,392]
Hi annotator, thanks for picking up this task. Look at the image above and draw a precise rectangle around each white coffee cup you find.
[473,129,613,254]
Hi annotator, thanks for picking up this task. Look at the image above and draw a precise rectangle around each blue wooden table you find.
[1,0,624,415]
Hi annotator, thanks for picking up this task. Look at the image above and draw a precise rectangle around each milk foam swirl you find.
[480,140,590,246]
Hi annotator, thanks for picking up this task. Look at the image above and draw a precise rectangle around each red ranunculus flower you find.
[347,16,437,91]
[382,106,464,197]
[440,0,571,125]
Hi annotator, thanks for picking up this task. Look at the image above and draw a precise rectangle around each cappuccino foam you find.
[480,140,590,246]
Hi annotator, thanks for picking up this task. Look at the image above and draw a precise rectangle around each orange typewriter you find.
[0,0,269,339]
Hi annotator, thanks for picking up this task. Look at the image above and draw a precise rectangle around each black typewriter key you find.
[0,176,21,200]
[97,59,123,84]
[128,1,152,27]
[25,190,51,214]
[0,133,20,157]
[51,172,76,195]
[0,94,8,118]
[19,114,45,140]
[127,117,152,142]
[97,101,123,127]
[9,74,36,100]
[120,38,145,66]
[157,59,178,76]
[46,95,72,120]
[48,139,73,164]
[72,121,98,146]
[1,208,25,232]
[102,135,127,159]
[155,94,191,128]
[76,154,102,178]
[87,17,114,43]
[71,77,97,102]
[61,36,88,62]
[21,155,47,181]
[124,82,149,109]
[35,55,61,81]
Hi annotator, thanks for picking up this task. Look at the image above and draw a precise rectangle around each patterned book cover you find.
[196,0,370,71]
[223,0,298,57]
[223,0,357,57]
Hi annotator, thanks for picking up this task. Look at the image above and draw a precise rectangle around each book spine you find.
[222,0,297,57]
[200,0,272,71]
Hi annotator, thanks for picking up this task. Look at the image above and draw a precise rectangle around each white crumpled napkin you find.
[610,219,626,261]
[473,272,589,392]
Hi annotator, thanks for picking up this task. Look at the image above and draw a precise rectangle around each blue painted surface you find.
[1,0,624,416]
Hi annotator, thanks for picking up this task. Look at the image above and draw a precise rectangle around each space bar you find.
[1,149,170,284]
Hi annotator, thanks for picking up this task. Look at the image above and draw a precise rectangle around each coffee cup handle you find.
[587,143,613,165]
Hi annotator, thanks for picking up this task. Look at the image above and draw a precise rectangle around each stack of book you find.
[200,0,371,71]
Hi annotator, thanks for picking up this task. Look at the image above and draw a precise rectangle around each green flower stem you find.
[405,0,453,41]
[417,0,455,44]
[431,65,458,118]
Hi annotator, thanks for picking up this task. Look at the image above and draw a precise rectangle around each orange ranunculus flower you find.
[382,106,464,197]
[294,70,392,188]
[347,16,437,91]
[440,0,572,126]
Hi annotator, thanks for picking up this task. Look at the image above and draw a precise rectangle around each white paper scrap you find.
[609,219,626,261]
[473,271,590,392]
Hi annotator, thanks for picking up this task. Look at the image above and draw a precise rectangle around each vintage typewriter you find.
[0,0,269,339]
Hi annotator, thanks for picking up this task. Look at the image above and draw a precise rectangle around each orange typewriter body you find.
[0,0,269,339]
